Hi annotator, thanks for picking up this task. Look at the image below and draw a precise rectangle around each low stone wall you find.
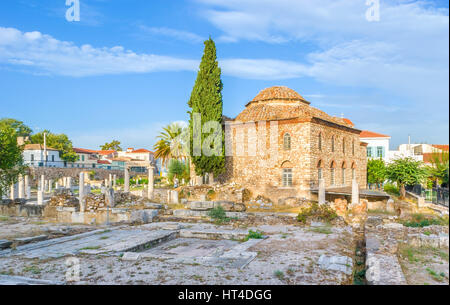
[44,206,159,225]
[0,201,45,217]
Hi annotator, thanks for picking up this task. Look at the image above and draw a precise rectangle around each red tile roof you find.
[23,144,59,151]
[423,152,448,164]
[132,148,153,154]
[97,150,116,156]
[360,130,390,138]
[250,86,308,104]
[73,148,97,154]
[432,145,449,151]
[97,160,112,164]
[343,118,354,127]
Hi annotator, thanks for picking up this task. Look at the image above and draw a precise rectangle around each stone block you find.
[14,235,48,246]
[318,255,353,275]
[121,252,141,261]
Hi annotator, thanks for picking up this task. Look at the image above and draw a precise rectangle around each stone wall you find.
[216,119,367,205]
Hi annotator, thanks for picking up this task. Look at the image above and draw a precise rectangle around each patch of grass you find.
[243,230,264,242]
[368,209,396,216]
[402,214,449,228]
[309,227,332,235]
[79,246,101,251]
[23,265,42,275]
[0,216,10,221]
[297,203,338,224]
[274,270,284,280]
[99,236,109,240]
[426,268,445,282]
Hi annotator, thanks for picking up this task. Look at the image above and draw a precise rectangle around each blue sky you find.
[0,0,448,150]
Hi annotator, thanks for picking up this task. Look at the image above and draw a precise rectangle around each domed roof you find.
[250,86,308,104]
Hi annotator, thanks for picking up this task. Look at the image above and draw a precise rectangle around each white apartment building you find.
[22,144,64,167]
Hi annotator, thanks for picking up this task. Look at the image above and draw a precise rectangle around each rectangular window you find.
[377,147,384,158]
[282,169,293,187]
[367,147,373,157]
[82,155,85,161]
[31,154,34,161]
[52,155,55,162]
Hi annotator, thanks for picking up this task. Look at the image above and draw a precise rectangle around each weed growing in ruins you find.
[426,268,446,282]
[208,206,230,224]
[274,270,284,280]
[297,203,338,224]
[309,227,332,235]
[23,265,42,275]
[244,230,264,241]
[402,214,449,228]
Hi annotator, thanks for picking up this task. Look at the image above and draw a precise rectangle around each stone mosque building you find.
[221,86,368,204]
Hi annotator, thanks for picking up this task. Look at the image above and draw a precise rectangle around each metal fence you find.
[406,184,449,207]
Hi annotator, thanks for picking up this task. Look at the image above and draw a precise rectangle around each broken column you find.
[318,178,326,205]
[352,179,359,204]
[108,174,112,188]
[124,167,130,193]
[67,177,72,190]
[18,175,25,199]
[148,166,154,200]
[79,172,86,212]
[10,184,16,200]
[48,179,53,193]
[105,188,115,207]
[196,175,203,186]
[37,190,44,205]
[24,175,30,200]
[171,190,179,204]
[113,174,117,189]
[40,175,45,191]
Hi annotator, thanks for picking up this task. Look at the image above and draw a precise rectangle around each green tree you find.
[385,157,427,199]
[100,140,122,151]
[153,123,188,167]
[426,151,449,187]
[0,118,32,138]
[168,159,186,183]
[30,131,77,162]
[367,158,386,190]
[188,38,225,178]
[0,124,26,198]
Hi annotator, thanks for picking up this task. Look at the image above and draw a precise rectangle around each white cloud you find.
[0,27,198,77]
[139,26,205,43]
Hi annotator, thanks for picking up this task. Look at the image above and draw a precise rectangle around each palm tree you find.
[153,123,188,168]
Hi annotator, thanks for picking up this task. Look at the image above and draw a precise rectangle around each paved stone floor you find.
[0,218,356,285]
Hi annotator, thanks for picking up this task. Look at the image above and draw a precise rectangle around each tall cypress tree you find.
[188,38,225,177]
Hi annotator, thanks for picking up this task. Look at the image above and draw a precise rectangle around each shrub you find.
[207,206,229,224]
[384,183,400,196]
[244,230,264,241]
[297,202,338,224]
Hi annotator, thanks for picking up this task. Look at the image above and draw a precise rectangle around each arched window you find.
[317,160,323,180]
[281,161,293,187]
[352,141,355,156]
[318,133,322,151]
[341,162,346,185]
[351,162,356,180]
[331,136,335,152]
[283,133,291,150]
[330,161,336,186]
